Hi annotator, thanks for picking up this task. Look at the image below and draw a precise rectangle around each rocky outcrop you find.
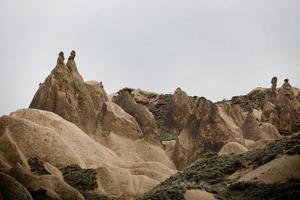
[275,79,300,133]
[261,101,279,126]
[0,109,176,199]
[99,101,143,139]
[262,78,300,134]
[113,89,160,143]
[218,142,248,155]
[172,97,243,169]
[165,87,193,133]
[259,122,282,140]
[30,51,108,135]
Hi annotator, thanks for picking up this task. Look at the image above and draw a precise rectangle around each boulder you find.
[184,189,217,200]
[259,122,282,140]
[218,142,248,155]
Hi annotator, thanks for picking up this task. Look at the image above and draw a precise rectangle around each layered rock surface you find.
[121,80,300,170]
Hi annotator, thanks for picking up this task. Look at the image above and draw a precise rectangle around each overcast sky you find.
[0,0,299,115]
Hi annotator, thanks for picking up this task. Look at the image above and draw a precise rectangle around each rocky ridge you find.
[0,51,299,200]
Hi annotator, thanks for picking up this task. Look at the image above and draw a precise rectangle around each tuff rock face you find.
[129,88,248,169]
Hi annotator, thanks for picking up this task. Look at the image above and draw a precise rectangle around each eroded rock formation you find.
[30,51,108,135]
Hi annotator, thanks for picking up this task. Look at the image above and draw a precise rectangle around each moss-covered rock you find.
[60,164,97,191]
[138,133,300,199]
[81,191,121,200]
[224,179,300,200]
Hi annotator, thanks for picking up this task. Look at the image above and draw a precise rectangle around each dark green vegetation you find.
[137,185,186,200]
[81,191,121,200]
[231,89,267,112]
[159,130,178,141]
[224,179,300,200]
[60,164,98,191]
[242,132,300,168]
[28,157,50,176]
[60,165,121,200]
[138,133,300,200]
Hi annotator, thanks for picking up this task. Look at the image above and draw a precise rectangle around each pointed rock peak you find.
[172,87,190,102]
[278,78,294,100]
[241,110,263,140]
[174,87,187,95]
[30,51,108,135]
[175,87,182,92]
[271,76,277,92]
[57,51,65,65]
[165,87,192,133]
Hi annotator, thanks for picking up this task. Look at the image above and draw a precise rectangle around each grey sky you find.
[0,0,300,115]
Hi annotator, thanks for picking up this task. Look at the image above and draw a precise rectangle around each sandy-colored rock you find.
[85,80,109,112]
[131,89,160,106]
[275,80,300,133]
[7,164,85,200]
[246,139,277,150]
[218,142,248,155]
[259,122,282,140]
[172,130,196,169]
[252,108,262,121]
[172,97,243,169]
[99,101,143,139]
[184,189,217,200]
[0,109,176,198]
[239,155,300,184]
[162,140,176,158]
[261,101,279,126]
[113,89,160,143]
[241,111,263,141]
[217,102,245,137]
[262,79,300,134]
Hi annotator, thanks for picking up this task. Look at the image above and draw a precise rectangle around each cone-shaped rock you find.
[165,87,192,133]
[241,110,263,140]
[29,51,108,135]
